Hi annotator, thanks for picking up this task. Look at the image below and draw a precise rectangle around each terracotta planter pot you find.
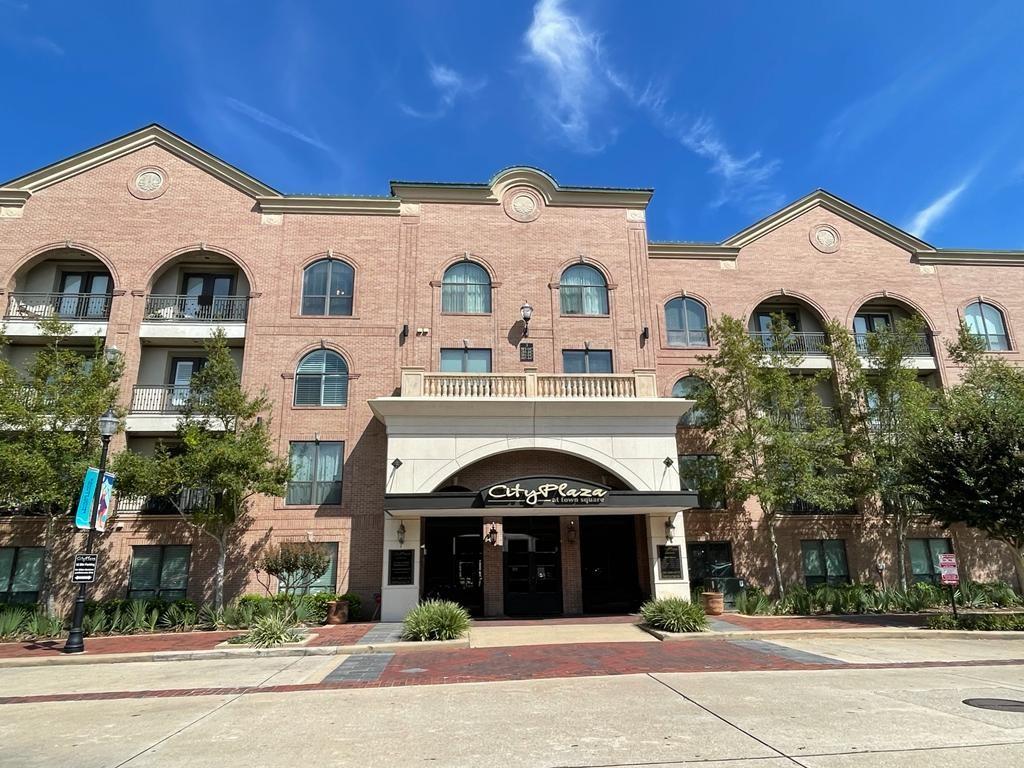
[325,600,349,625]
[701,591,725,616]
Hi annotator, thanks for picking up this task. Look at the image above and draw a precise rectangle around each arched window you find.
[964,300,1009,351]
[560,264,608,315]
[441,262,491,314]
[301,259,354,316]
[665,297,710,347]
[672,376,710,427]
[294,350,349,406]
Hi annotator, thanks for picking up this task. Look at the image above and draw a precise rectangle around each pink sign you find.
[939,553,959,586]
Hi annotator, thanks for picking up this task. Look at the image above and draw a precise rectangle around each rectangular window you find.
[801,539,850,587]
[287,441,344,505]
[128,545,190,600]
[439,348,492,373]
[0,547,45,604]
[277,542,339,595]
[678,454,724,509]
[562,349,613,374]
[908,538,953,585]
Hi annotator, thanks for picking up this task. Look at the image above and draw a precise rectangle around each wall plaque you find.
[519,342,534,362]
[388,549,415,586]
[482,476,610,507]
[658,545,683,580]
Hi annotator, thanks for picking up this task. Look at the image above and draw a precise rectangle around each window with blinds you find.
[294,350,349,407]
[0,547,44,604]
[128,545,191,600]
[277,542,339,595]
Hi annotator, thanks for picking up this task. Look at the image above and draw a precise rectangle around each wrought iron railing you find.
[854,332,933,356]
[4,292,112,321]
[784,498,858,515]
[749,331,828,355]
[117,489,209,515]
[130,385,192,414]
[143,294,249,322]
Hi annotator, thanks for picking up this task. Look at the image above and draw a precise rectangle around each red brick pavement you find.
[718,614,927,631]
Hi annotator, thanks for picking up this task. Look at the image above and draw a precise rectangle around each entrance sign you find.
[939,553,959,586]
[72,553,98,583]
[658,545,683,580]
[483,477,609,507]
[74,467,100,529]
[388,549,415,586]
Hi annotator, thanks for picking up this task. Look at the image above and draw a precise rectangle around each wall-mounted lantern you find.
[484,522,499,546]
[566,519,577,544]
[396,521,406,545]
[664,518,676,542]
[520,301,533,338]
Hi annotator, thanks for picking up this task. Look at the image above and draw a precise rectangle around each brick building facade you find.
[0,125,1019,618]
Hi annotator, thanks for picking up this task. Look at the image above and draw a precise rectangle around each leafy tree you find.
[0,316,123,612]
[695,315,852,597]
[112,330,289,609]
[255,541,330,597]
[911,326,1024,590]
[825,316,936,589]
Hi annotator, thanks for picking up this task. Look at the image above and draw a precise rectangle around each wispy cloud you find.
[400,63,486,120]
[223,97,333,153]
[29,35,63,56]
[905,176,974,239]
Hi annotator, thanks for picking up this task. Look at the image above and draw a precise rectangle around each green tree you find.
[911,326,1024,590]
[825,316,936,589]
[256,541,330,597]
[695,315,852,597]
[0,317,123,612]
[112,330,289,609]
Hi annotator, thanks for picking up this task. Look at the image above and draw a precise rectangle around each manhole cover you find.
[963,698,1024,712]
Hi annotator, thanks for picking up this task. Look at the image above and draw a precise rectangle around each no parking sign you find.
[939,553,959,586]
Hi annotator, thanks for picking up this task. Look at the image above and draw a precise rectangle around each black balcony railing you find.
[143,294,249,322]
[784,498,858,515]
[749,331,828,355]
[142,488,209,515]
[130,385,192,414]
[854,332,933,356]
[4,292,112,321]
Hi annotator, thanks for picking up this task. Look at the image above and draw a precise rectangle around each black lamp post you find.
[62,407,119,654]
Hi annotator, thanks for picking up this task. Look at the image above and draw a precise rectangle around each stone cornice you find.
[915,249,1024,266]
[0,188,30,208]
[255,196,401,216]
[648,242,740,260]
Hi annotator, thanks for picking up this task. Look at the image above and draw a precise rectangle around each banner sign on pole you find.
[94,472,116,533]
[74,467,100,530]
[939,553,959,586]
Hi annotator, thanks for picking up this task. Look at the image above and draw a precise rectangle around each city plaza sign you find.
[482,477,610,506]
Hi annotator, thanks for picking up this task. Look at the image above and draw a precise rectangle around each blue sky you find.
[2,0,1024,247]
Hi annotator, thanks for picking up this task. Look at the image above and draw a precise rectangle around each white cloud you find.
[223,97,333,153]
[905,177,973,239]
[400,63,486,120]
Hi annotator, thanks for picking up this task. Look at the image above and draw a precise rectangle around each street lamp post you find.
[62,407,119,654]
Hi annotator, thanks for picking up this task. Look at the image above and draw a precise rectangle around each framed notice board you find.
[657,545,683,580]
[388,549,415,586]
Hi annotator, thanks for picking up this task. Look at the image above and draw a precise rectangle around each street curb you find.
[644,626,1024,642]
[0,637,469,669]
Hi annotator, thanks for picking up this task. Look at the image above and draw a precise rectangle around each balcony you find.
[854,332,937,370]
[749,331,828,356]
[783,498,858,516]
[139,294,248,343]
[3,292,112,337]
[125,385,223,433]
[116,488,209,516]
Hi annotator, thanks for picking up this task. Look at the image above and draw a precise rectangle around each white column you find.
[380,516,421,621]
[647,511,691,601]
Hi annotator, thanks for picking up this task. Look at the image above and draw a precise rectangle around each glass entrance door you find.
[422,517,483,615]
[182,274,233,319]
[503,516,562,616]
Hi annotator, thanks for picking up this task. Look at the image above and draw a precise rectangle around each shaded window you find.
[672,376,710,427]
[128,545,190,600]
[0,547,44,604]
[964,300,1009,351]
[560,265,608,315]
[441,262,491,314]
[562,349,613,374]
[801,539,849,587]
[908,538,953,586]
[665,297,709,347]
[287,441,344,505]
[276,542,339,595]
[294,350,349,407]
[678,454,724,509]
[301,259,354,316]
[440,348,492,373]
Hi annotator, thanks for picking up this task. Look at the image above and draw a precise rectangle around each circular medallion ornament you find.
[128,166,169,200]
[809,223,840,253]
[503,187,542,223]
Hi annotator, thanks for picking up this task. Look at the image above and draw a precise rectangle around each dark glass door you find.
[183,273,233,319]
[580,515,642,613]
[503,517,562,616]
[422,517,483,615]
[687,541,740,605]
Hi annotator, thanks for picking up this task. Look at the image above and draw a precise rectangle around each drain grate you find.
[963,698,1024,713]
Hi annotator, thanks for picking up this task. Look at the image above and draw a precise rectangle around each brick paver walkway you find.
[717,613,927,631]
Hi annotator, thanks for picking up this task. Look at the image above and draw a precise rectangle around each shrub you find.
[24,611,64,638]
[980,581,1021,608]
[338,593,362,621]
[0,607,29,640]
[779,584,813,615]
[735,586,773,615]
[640,597,709,633]
[257,542,331,597]
[243,612,303,648]
[402,600,471,641]
[159,603,199,632]
[926,613,1024,631]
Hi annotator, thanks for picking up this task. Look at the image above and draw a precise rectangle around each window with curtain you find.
[665,297,709,347]
[964,300,1009,351]
[294,350,349,407]
[301,259,355,316]
[277,543,339,595]
[287,441,344,505]
[801,539,850,587]
[560,264,609,315]
[128,545,190,600]
[441,262,491,314]
[908,538,953,585]
[678,454,724,509]
[0,547,44,604]
[562,349,613,373]
[672,376,711,427]
[440,348,492,372]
